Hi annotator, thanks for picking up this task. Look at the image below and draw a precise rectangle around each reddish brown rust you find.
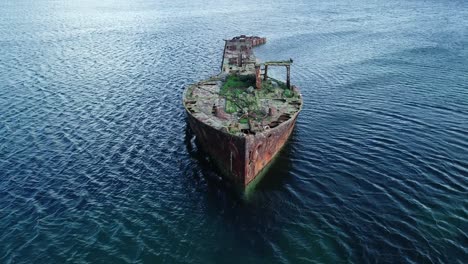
[186,108,299,186]
[255,65,262,89]
[214,106,229,120]
[186,113,247,185]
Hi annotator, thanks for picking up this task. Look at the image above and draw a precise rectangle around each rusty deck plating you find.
[183,35,302,188]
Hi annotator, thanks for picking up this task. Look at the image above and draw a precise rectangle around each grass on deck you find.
[220,74,296,115]
[220,75,258,114]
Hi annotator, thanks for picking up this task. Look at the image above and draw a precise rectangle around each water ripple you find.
[1,0,467,263]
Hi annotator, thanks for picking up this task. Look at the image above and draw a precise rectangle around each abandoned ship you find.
[183,35,302,190]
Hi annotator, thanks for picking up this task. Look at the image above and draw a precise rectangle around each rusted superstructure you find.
[183,35,302,189]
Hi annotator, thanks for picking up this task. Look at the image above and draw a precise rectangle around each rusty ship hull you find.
[183,35,302,189]
[185,100,299,187]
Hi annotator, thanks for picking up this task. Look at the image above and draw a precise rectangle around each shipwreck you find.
[183,35,302,190]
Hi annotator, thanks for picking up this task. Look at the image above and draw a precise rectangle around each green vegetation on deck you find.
[221,75,255,92]
[219,74,300,134]
[220,75,297,113]
[220,75,258,114]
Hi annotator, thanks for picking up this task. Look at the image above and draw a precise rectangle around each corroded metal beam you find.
[221,40,228,71]
[263,60,292,66]
[255,65,262,89]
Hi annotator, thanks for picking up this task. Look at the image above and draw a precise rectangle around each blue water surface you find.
[1,0,467,263]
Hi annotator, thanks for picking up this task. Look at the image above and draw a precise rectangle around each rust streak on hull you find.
[185,106,300,188]
[245,114,298,186]
[186,112,247,185]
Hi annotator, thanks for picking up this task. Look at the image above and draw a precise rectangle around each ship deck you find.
[184,74,302,136]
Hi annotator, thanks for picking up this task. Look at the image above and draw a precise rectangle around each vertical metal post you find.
[286,65,291,89]
[255,65,262,89]
[221,40,227,71]
[264,65,268,81]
